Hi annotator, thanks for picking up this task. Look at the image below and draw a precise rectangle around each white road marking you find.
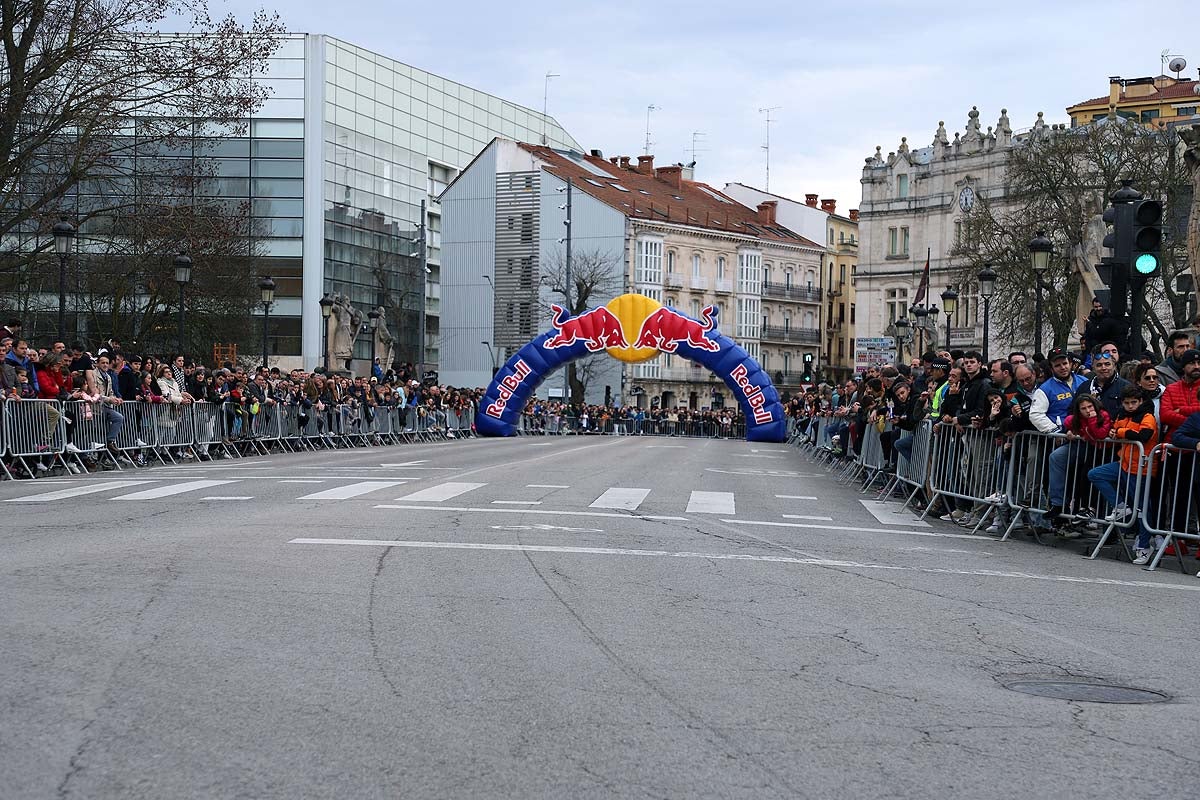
[370,464,460,470]
[721,518,981,541]
[5,480,154,502]
[782,514,834,521]
[279,479,325,483]
[646,445,686,449]
[734,454,783,459]
[394,482,487,502]
[287,539,1200,593]
[528,442,556,447]
[751,449,788,453]
[490,524,604,533]
[589,487,651,510]
[859,499,931,528]
[109,480,239,500]
[203,496,253,500]
[297,481,410,500]
[380,460,426,466]
[686,491,735,515]
[492,500,542,505]
[776,495,819,500]
[527,484,569,488]
[706,468,822,478]
[374,504,685,521]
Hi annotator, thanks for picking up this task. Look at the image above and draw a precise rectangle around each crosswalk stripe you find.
[393,482,487,502]
[858,500,931,528]
[297,481,410,500]
[776,495,818,500]
[589,487,650,511]
[686,491,735,515]
[5,480,154,502]
[110,480,239,500]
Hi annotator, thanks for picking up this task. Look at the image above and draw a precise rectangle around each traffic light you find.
[1102,202,1131,266]
[802,352,814,382]
[1129,198,1163,281]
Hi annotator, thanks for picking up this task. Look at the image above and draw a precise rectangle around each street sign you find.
[948,328,976,348]
[854,337,895,372]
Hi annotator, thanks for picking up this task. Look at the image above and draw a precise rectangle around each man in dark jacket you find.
[953,351,992,429]
[1076,341,1129,419]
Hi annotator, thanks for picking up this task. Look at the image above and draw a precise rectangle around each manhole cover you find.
[1004,679,1169,704]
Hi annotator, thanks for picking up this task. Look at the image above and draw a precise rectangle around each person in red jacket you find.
[1063,393,1112,444]
[1160,349,1200,438]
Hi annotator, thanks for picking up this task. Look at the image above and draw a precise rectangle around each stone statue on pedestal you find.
[1182,124,1200,307]
[325,293,363,371]
[373,306,395,372]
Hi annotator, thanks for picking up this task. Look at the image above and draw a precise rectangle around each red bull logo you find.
[632,305,720,353]
[543,304,629,351]
[484,358,532,419]
[731,363,773,424]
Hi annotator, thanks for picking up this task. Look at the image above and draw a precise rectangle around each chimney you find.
[849,209,859,222]
[618,156,631,170]
[820,198,836,214]
[589,149,604,158]
[655,165,683,190]
[636,154,655,174]
[804,193,819,207]
[756,201,778,225]
[1109,76,1122,107]
[609,156,620,165]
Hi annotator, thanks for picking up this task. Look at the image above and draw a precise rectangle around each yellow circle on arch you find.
[605,293,661,363]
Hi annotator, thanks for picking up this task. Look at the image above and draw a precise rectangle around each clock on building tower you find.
[958,186,975,212]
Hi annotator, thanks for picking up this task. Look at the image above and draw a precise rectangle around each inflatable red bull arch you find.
[476,292,787,442]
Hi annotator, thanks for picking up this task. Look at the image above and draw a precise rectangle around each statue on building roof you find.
[897,136,910,155]
[1031,111,1047,141]
[995,108,1013,148]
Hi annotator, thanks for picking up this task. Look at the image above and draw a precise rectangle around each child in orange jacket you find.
[1087,385,1159,564]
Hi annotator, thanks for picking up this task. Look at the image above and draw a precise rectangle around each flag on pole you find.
[912,248,930,305]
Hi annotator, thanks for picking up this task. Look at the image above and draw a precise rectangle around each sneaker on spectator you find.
[1104,505,1133,523]
[36,461,49,472]
[983,492,1004,504]
[1058,528,1082,540]
[135,438,148,447]
[90,442,105,451]
[65,443,82,454]
[66,463,82,474]
[950,509,968,523]
[985,522,1004,534]
[1132,548,1153,566]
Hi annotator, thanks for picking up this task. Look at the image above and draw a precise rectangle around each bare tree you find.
[1182,124,1200,313]
[0,0,284,269]
[954,119,1190,352]
[539,246,624,404]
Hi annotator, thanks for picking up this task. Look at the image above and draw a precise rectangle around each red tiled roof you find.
[516,143,823,248]
[1068,79,1200,109]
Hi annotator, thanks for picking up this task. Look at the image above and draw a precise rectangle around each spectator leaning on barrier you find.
[1132,363,1164,424]
[1157,331,1193,386]
[6,339,40,395]
[1030,347,1086,433]
[1088,385,1160,564]
[1160,349,1200,439]
[92,353,130,463]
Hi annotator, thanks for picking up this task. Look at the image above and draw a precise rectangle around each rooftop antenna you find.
[541,71,559,145]
[687,131,708,165]
[644,104,658,155]
[759,106,781,191]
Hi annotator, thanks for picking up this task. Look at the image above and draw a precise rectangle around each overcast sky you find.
[221,0,1191,211]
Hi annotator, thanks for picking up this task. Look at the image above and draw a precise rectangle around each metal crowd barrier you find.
[1,398,67,477]
[922,423,1010,533]
[1141,444,1199,571]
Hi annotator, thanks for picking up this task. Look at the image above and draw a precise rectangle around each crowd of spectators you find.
[520,400,743,436]
[0,319,484,478]
[789,318,1200,575]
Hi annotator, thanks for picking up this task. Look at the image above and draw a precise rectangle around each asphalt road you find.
[2,435,1198,799]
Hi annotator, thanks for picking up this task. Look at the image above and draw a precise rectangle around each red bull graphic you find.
[731,363,773,424]
[632,305,720,353]
[484,358,532,419]
[476,294,785,442]
[544,304,629,351]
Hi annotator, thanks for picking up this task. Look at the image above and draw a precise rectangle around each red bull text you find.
[543,305,629,351]
[731,363,773,424]
[632,306,720,353]
[484,358,532,419]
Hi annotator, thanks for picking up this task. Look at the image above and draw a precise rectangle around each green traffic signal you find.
[1134,253,1158,275]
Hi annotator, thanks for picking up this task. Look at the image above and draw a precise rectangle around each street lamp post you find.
[1028,230,1053,355]
[911,304,928,355]
[367,308,380,375]
[978,264,997,361]
[319,293,334,372]
[894,317,911,364]
[258,276,275,370]
[940,287,959,350]
[481,340,500,375]
[52,216,76,342]
[174,252,192,355]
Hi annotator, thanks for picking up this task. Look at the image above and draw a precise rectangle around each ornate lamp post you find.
[52,216,76,342]
[894,317,911,364]
[1027,230,1053,355]
[258,276,275,369]
[319,293,334,372]
[978,264,997,361]
[940,287,959,350]
[174,252,193,355]
[911,304,929,355]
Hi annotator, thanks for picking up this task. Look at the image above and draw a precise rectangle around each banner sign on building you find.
[854,337,896,372]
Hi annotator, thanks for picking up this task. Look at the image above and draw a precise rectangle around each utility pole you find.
[759,106,781,191]
[417,199,428,376]
[644,104,657,155]
[562,178,573,403]
[541,71,559,145]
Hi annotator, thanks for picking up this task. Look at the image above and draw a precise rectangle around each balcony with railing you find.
[762,282,822,303]
[689,275,709,291]
[715,278,733,293]
[761,325,821,344]
[665,273,685,288]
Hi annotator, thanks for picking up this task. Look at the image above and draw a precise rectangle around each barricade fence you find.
[792,408,1186,572]
[518,412,745,439]
[0,398,479,480]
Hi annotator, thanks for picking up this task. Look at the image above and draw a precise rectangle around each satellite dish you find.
[1168,56,1187,74]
